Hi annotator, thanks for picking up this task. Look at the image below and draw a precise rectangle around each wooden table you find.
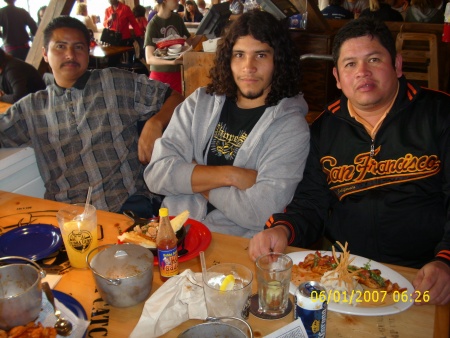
[89,45,134,68]
[0,190,448,338]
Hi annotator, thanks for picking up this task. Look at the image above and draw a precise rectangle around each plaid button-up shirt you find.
[0,68,171,212]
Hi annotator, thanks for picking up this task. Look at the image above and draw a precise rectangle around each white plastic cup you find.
[56,203,98,269]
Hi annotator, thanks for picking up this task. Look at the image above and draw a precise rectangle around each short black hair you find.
[332,17,397,68]
[43,16,90,50]
[133,4,146,18]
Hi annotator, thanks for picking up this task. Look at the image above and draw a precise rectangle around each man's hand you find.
[138,117,163,165]
[248,226,290,261]
[412,260,450,305]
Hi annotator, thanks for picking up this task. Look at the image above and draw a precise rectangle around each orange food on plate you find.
[291,242,406,294]
[0,322,57,338]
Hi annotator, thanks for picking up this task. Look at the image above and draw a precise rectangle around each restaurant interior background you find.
[0,0,215,47]
[16,0,156,24]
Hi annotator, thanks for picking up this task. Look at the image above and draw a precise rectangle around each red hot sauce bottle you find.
[156,207,179,281]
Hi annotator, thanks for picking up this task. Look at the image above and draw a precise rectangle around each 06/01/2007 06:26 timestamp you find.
[311,289,430,304]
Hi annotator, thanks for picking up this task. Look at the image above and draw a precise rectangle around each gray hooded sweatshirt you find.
[144,87,310,238]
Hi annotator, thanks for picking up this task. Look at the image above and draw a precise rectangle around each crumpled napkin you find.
[130,269,208,338]
[36,291,90,338]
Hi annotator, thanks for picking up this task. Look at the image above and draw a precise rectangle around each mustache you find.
[60,61,80,68]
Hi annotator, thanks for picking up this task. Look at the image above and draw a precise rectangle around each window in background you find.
[14,0,44,25]
[8,1,164,29]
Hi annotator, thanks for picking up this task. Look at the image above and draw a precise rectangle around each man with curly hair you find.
[144,10,310,237]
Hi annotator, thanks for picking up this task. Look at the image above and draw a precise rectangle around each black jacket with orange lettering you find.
[266,76,450,269]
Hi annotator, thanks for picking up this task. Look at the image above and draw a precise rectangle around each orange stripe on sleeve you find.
[436,250,450,261]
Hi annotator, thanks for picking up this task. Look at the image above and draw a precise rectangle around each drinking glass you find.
[256,252,293,316]
[203,263,253,319]
[56,203,98,269]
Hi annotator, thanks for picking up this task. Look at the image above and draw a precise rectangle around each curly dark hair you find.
[332,17,397,69]
[206,10,302,107]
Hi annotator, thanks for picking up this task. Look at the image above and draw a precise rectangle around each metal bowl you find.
[178,317,253,338]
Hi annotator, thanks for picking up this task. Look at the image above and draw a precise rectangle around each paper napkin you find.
[130,269,208,338]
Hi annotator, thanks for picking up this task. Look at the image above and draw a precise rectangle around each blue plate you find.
[53,290,88,321]
[0,223,62,261]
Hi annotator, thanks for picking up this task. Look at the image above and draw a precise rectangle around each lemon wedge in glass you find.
[220,274,235,291]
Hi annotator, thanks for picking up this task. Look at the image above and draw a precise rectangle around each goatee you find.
[239,89,264,100]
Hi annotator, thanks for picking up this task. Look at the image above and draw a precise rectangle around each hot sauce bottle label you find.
[157,247,179,278]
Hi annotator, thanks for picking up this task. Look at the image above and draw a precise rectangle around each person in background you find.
[0,0,37,61]
[184,0,204,22]
[37,5,47,27]
[144,0,193,93]
[0,16,184,218]
[0,48,45,103]
[144,10,310,238]
[74,2,98,32]
[248,17,450,306]
[321,0,354,19]
[405,0,444,22]
[103,0,144,66]
[360,0,404,20]
[178,0,186,17]
[133,4,149,33]
[342,0,370,17]
[197,0,209,15]
[386,0,409,19]
[148,2,160,21]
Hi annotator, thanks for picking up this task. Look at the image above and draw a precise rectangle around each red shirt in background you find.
[103,2,143,40]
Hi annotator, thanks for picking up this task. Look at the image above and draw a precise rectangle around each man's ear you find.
[333,67,342,90]
[42,47,49,63]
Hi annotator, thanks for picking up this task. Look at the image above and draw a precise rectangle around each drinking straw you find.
[200,251,207,283]
[81,186,93,220]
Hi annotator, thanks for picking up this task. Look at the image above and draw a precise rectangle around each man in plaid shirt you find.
[0,16,183,218]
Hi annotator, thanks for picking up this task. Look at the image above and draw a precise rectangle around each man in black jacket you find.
[249,18,450,306]
[0,48,45,103]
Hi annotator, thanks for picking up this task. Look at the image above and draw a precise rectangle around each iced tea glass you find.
[256,252,293,315]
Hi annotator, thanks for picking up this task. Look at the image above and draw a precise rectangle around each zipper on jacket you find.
[370,139,375,158]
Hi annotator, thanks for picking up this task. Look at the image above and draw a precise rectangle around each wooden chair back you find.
[396,32,439,90]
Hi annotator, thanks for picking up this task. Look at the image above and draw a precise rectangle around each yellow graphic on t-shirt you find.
[211,122,248,160]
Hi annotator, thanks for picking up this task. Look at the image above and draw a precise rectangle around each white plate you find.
[155,54,179,60]
[288,251,415,316]
[154,45,192,60]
